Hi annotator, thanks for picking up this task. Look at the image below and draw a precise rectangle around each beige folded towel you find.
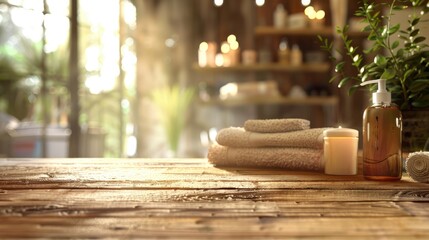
[405,151,429,183]
[244,118,310,133]
[216,127,326,149]
[208,144,324,171]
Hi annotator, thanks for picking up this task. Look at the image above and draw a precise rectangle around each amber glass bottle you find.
[363,104,402,180]
[362,79,402,181]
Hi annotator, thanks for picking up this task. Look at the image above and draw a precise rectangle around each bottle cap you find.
[360,79,391,104]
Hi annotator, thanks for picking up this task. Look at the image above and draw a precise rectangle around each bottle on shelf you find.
[278,38,290,64]
[273,4,288,28]
[290,44,303,66]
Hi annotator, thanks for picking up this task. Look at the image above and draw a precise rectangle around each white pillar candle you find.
[323,127,359,175]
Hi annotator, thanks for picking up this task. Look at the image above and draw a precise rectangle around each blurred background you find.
[0,0,379,158]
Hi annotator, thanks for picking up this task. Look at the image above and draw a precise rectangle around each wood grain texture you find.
[1,158,429,239]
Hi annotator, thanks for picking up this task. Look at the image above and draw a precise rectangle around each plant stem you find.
[384,0,409,107]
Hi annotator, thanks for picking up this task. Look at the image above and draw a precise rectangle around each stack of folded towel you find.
[207,119,327,172]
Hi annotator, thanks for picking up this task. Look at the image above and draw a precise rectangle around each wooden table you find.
[1,158,429,239]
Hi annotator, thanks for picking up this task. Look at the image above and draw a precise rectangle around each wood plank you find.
[203,96,338,107]
[2,188,429,203]
[193,63,330,73]
[0,158,426,191]
[1,178,427,191]
[0,200,411,218]
[0,216,428,239]
[2,158,429,238]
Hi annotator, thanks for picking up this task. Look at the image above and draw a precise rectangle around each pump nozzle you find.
[361,79,391,105]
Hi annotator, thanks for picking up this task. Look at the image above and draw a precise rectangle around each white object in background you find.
[289,85,306,98]
[198,41,209,67]
[273,4,288,28]
[7,123,70,158]
[288,13,308,29]
[323,127,359,175]
[242,50,257,65]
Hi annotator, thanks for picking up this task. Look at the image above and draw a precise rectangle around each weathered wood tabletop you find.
[1,158,429,239]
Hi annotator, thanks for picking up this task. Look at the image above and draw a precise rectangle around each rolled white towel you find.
[244,118,310,133]
[216,127,326,149]
[405,151,429,183]
[207,143,324,172]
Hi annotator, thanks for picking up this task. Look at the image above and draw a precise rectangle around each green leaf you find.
[410,29,420,37]
[414,36,426,43]
[397,49,405,58]
[328,75,339,83]
[388,24,400,35]
[335,62,345,72]
[362,73,369,82]
[368,34,378,41]
[404,69,415,79]
[410,79,429,92]
[391,40,400,49]
[411,17,421,26]
[381,26,388,38]
[389,85,402,93]
[374,55,387,65]
[348,84,361,95]
[412,99,429,108]
[381,68,396,80]
[338,77,350,88]
[393,5,408,10]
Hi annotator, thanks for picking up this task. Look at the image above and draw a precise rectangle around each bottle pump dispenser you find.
[360,79,391,105]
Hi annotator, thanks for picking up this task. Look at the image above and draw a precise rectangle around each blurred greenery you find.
[151,84,195,156]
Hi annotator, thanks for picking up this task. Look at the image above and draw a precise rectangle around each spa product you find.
[361,79,402,181]
[290,44,303,66]
[323,128,359,175]
[278,38,290,64]
[273,4,288,28]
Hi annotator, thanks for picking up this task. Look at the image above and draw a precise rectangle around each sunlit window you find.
[0,0,136,157]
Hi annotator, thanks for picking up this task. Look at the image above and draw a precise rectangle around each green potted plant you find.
[151,84,195,157]
[320,0,429,151]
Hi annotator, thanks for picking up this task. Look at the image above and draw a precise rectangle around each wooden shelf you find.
[255,26,333,36]
[254,26,369,38]
[202,96,338,107]
[193,63,330,73]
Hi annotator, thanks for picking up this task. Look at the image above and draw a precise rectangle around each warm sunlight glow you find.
[215,53,224,66]
[304,6,315,16]
[199,41,208,51]
[221,41,230,54]
[85,46,101,71]
[230,41,239,50]
[315,10,325,20]
[301,0,311,6]
[227,34,236,44]
[214,0,223,7]
[255,0,265,7]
